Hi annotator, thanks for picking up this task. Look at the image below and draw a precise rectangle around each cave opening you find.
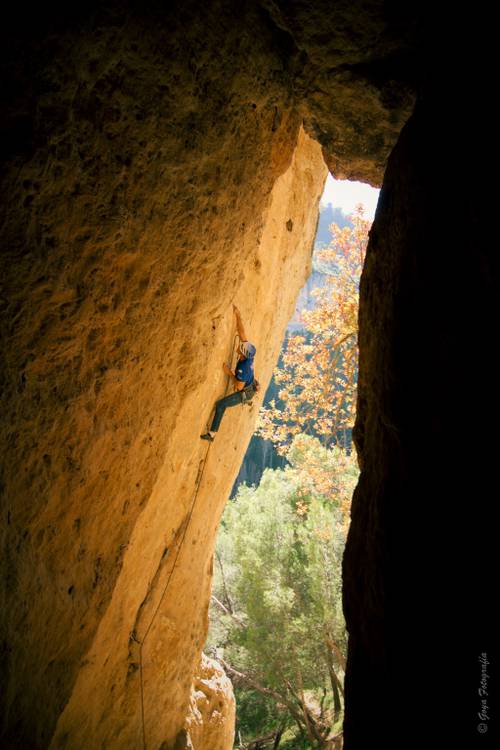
[1,3,493,749]
[206,173,379,749]
[232,173,379,495]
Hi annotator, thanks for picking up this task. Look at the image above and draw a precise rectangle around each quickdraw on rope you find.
[138,330,240,750]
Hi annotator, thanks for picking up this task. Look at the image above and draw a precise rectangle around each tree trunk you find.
[220,659,307,736]
[327,658,342,724]
[287,675,327,748]
[272,725,284,749]
[215,549,234,614]
[210,594,244,627]
[324,641,343,723]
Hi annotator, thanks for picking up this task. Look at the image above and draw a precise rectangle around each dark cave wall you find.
[343,49,496,747]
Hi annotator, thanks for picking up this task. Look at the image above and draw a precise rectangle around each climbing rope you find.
[230,333,241,385]
[138,330,240,750]
[139,440,212,750]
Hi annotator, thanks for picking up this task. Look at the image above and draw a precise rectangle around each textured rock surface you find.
[3,1,476,748]
[0,11,332,733]
[43,124,326,750]
[258,0,420,184]
[185,653,235,750]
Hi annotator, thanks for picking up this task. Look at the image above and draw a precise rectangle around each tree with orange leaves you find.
[258,205,370,455]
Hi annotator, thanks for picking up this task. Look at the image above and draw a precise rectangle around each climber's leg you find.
[201,391,243,440]
[211,391,243,431]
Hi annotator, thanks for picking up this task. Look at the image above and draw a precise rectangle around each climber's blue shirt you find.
[235,357,254,387]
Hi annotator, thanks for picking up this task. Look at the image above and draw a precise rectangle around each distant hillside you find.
[316,203,351,245]
[288,204,351,332]
[230,367,287,497]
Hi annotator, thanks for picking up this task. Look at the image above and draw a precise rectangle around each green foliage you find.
[207,435,359,748]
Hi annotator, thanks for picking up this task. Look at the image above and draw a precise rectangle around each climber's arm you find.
[233,304,248,341]
[223,362,245,390]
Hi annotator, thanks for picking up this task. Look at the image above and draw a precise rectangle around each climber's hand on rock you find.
[233,304,247,340]
[223,363,232,375]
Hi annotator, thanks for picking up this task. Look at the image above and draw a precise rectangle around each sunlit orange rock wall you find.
[1,1,422,748]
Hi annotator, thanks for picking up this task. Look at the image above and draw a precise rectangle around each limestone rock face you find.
[0,2,427,748]
[259,0,420,184]
[0,24,329,736]
[43,124,326,750]
[184,654,236,750]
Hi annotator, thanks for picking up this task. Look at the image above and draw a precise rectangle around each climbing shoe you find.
[200,433,214,442]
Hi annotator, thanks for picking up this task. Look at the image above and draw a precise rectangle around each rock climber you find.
[200,304,259,442]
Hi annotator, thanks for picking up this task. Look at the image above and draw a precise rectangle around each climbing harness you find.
[241,379,259,405]
[138,330,241,750]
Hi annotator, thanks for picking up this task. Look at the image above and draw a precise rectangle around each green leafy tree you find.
[207,435,358,748]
